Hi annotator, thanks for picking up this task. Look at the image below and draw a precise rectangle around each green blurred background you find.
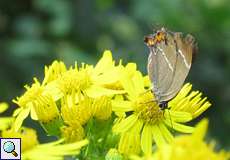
[0,0,229,149]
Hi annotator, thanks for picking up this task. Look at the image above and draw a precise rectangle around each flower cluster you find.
[12,51,124,139]
[0,50,228,159]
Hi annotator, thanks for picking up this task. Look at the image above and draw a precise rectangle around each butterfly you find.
[144,27,197,109]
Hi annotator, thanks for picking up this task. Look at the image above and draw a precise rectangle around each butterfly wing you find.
[147,32,178,103]
[147,32,196,103]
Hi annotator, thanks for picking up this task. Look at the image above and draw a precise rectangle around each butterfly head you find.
[144,27,167,47]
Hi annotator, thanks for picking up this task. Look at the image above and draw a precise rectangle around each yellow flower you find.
[0,102,14,130]
[129,119,230,160]
[61,95,93,126]
[56,50,125,99]
[1,127,88,160]
[104,63,139,91]
[12,78,62,131]
[157,119,230,160]
[12,50,125,132]
[61,123,85,143]
[12,78,43,131]
[42,60,67,85]
[33,93,60,122]
[60,94,112,142]
[92,96,112,120]
[112,70,211,155]
[13,78,44,109]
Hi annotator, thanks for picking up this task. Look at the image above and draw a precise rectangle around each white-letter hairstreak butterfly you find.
[144,27,197,109]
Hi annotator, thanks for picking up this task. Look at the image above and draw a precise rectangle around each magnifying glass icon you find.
[3,141,18,157]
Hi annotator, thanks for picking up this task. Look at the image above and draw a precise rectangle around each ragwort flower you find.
[12,50,124,132]
[56,50,125,99]
[112,70,211,155]
[12,78,43,131]
[130,119,230,160]
[60,95,113,142]
[12,78,62,132]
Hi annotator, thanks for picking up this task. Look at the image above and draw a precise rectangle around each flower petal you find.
[151,125,166,147]
[93,67,121,85]
[94,50,114,74]
[86,85,125,98]
[0,102,8,113]
[112,100,133,112]
[164,119,194,133]
[193,101,211,118]
[113,115,138,133]
[158,123,174,143]
[164,110,192,122]
[30,104,38,120]
[132,72,145,95]
[13,108,23,117]
[12,107,30,131]
[120,73,137,100]
[192,119,208,140]
[118,132,141,155]
[141,124,152,154]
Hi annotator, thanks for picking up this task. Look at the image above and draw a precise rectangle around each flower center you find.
[58,68,92,94]
[13,79,44,108]
[134,91,164,125]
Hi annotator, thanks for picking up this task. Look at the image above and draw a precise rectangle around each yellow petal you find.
[93,67,121,85]
[118,132,141,155]
[143,76,151,88]
[30,105,38,120]
[158,123,174,143]
[170,83,192,105]
[151,125,166,147]
[120,73,137,100]
[113,115,138,133]
[94,50,114,74]
[141,124,152,154]
[44,81,63,101]
[112,100,133,112]
[192,119,208,140]
[133,72,145,95]
[86,85,125,98]
[164,110,192,122]
[164,119,194,133]
[193,102,211,118]
[13,108,23,117]
[0,102,8,113]
[12,107,30,131]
